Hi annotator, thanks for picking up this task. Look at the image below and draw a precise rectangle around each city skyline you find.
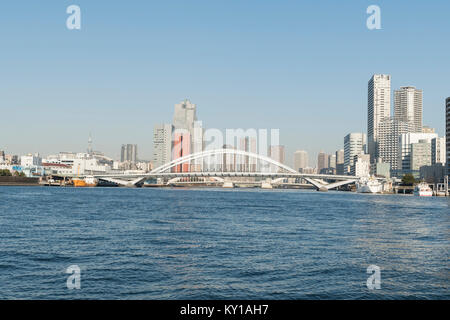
[1,75,446,167]
[1,1,449,165]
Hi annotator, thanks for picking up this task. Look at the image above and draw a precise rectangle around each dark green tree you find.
[401,173,416,186]
[0,169,12,176]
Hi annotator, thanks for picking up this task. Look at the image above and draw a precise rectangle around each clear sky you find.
[1,0,449,166]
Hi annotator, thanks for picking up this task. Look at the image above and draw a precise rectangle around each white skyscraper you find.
[344,133,367,174]
[153,124,173,169]
[368,74,391,161]
[394,86,423,133]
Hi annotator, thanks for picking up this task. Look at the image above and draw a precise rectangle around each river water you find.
[0,186,448,299]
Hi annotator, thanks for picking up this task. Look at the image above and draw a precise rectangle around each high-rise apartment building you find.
[394,86,423,133]
[335,149,344,175]
[368,74,391,161]
[317,151,329,174]
[447,97,450,176]
[269,145,285,165]
[120,144,137,163]
[222,144,236,172]
[153,124,173,169]
[328,154,336,170]
[293,150,309,172]
[239,136,257,172]
[344,133,367,174]
[377,118,410,173]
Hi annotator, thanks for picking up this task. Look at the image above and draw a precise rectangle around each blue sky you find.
[0,0,449,165]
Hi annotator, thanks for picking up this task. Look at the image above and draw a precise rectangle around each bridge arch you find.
[151,149,298,174]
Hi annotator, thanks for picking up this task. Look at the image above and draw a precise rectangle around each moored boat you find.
[356,176,382,194]
[72,176,98,187]
[414,182,433,197]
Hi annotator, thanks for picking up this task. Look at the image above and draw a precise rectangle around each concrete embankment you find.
[0,176,40,186]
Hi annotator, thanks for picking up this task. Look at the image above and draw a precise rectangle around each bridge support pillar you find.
[261,180,273,189]
[125,183,138,188]
[223,181,234,188]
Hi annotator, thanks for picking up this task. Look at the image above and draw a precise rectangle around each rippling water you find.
[0,186,448,299]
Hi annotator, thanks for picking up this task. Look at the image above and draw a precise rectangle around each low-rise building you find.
[351,154,370,177]
[410,140,432,177]
[20,154,42,167]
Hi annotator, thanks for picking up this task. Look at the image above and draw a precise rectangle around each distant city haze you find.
[0,1,448,167]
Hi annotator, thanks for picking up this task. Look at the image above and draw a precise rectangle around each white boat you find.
[356,176,383,194]
[414,182,433,197]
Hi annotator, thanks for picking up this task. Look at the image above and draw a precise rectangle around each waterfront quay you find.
[2,174,448,197]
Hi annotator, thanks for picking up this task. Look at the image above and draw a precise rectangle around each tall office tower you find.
[411,140,432,171]
[238,136,257,171]
[269,145,285,164]
[317,151,329,174]
[173,99,197,130]
[222,144,236,172]
[394,86,423,133]
[328,154,336,169]
[153,124,173,169]
[398,132,438,175]
[344,133,367,174]
[172,99,201,172]
[431,137,446,165]
[120,145,125,162]
[447,98,450,176]
[335,149,345,175]
[120,144,138,163]
[377,118,410,174]
[368,74,391,162]
[293,150,309,172]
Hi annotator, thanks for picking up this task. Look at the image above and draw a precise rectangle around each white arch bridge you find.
[94,149,365,191]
